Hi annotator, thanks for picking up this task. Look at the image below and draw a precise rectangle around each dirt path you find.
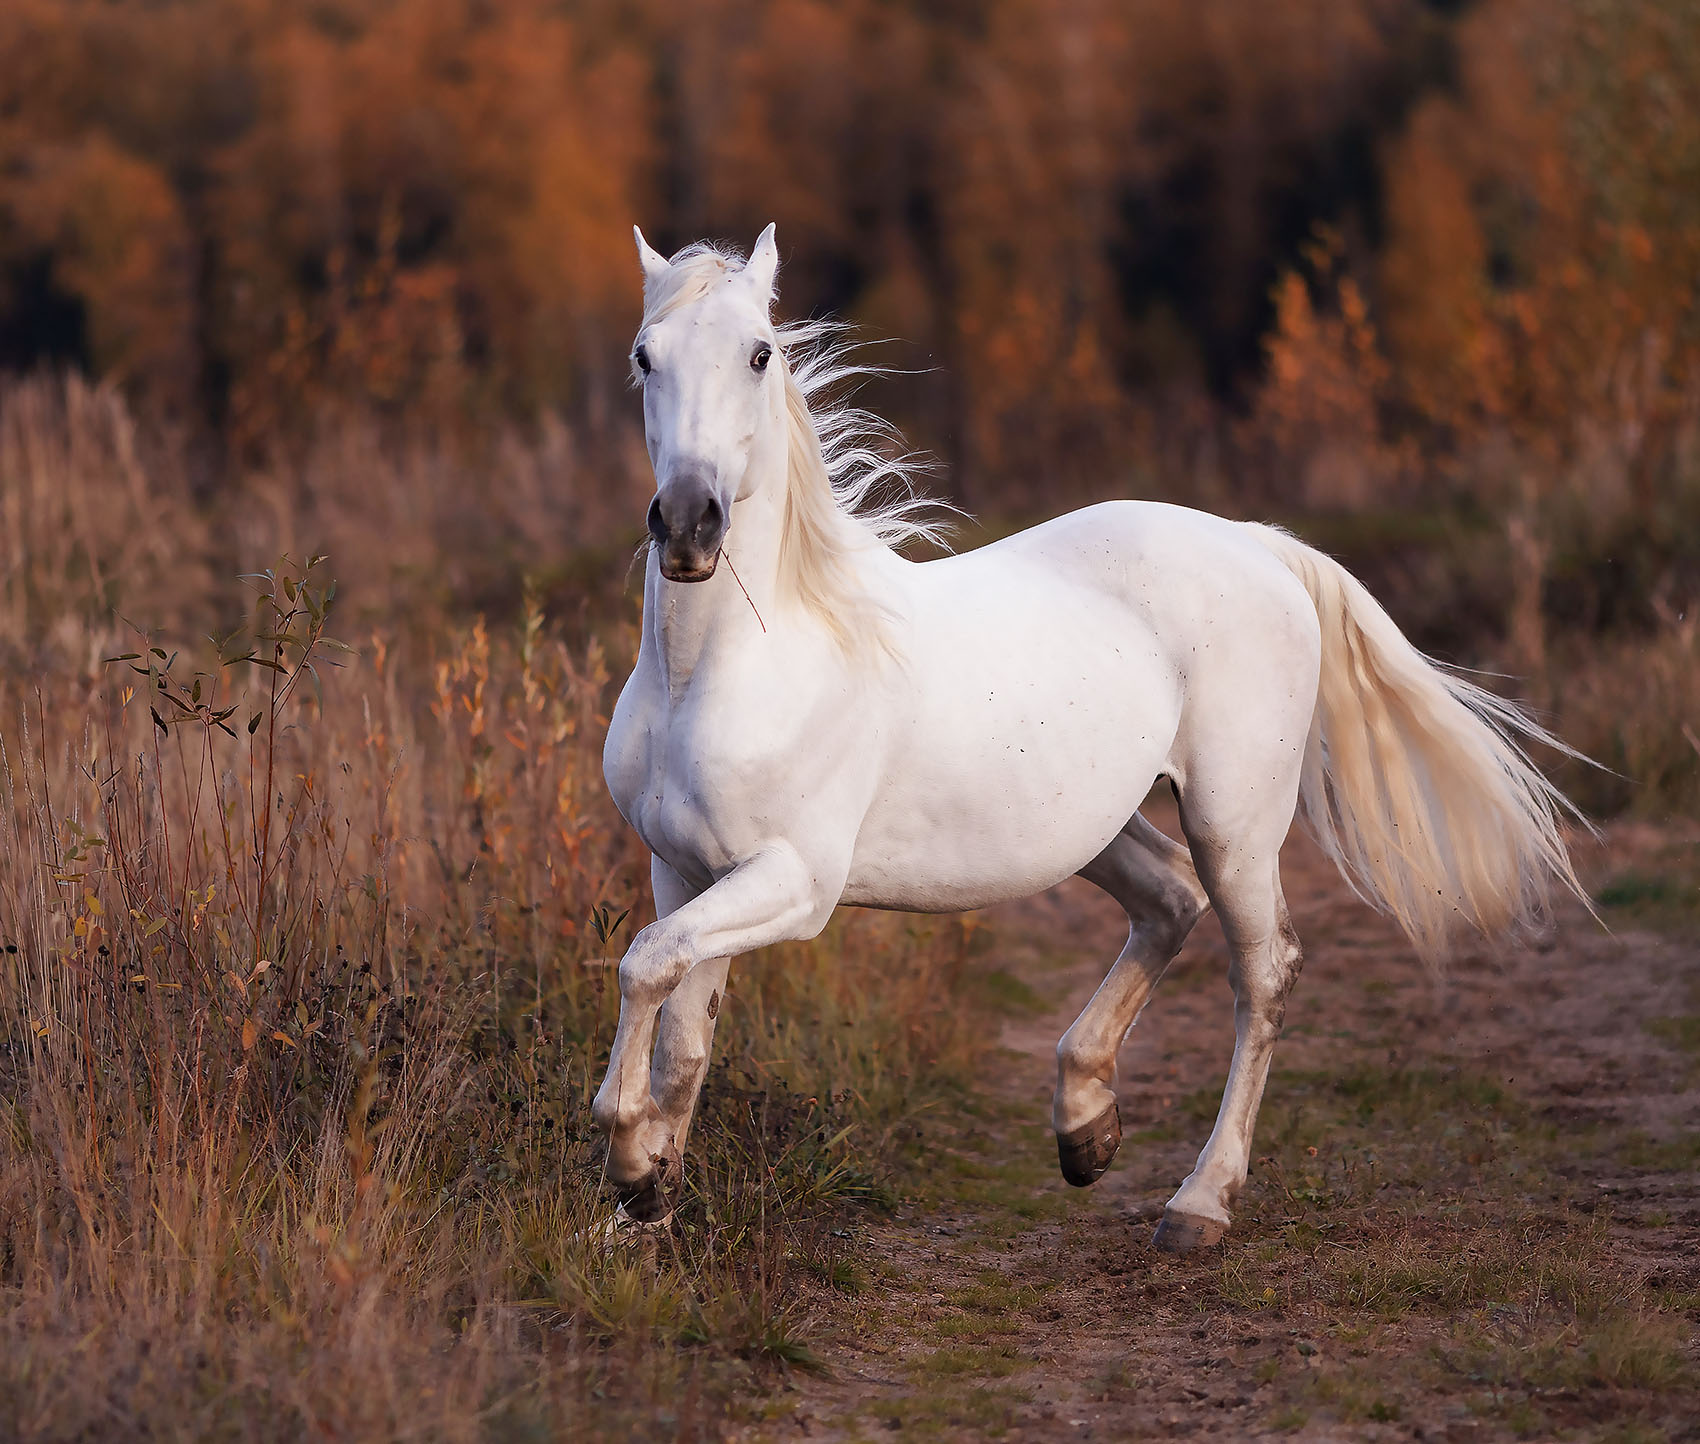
[735,805,1700,1442]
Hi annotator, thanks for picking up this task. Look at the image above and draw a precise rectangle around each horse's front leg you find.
[590,843,833,1220]
[622,857,730,1220]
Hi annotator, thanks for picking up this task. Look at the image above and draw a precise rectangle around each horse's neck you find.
[647,457,789,695]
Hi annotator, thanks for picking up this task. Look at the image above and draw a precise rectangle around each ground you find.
[732,801,1700,1442]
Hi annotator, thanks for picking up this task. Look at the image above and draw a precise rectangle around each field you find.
[3,1,1700,1438]
[0,374,1693,1443]
[0,379,995,1439]
[744,805,1700,1442]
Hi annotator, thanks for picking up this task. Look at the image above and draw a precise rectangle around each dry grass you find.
[1555,612,1700,820]
[0,363,1695,1438]
[0,373,213,656]
[1189,1054,1700,1436]
[0,372,650,665]
[0,540,991,1439]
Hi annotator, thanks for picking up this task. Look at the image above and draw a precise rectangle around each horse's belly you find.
[843,645,1180,911]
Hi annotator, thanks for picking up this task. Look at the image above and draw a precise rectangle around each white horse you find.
[592,225,1584,1250]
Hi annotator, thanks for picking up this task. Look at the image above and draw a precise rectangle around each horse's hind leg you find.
[1055,813,1210,1186]
[1153,788,1305,1252]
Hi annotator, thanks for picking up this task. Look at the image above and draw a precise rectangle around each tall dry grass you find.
[1553,605,1700,820]
[0,382,993,1439]
[0,370,651,666]
[0,374,212,659]
[0,353,1694,1434]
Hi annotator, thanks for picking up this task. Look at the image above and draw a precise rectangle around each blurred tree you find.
[0,131,195,402]
[0,0,1691,548]
[1246,228,1404,512]
[1374,0,1700,664]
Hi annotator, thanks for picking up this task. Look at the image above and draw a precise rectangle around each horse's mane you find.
[638,242,952,660]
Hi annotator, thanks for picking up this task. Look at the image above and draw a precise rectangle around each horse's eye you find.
[634,345,651,375]
[751,344,772,374]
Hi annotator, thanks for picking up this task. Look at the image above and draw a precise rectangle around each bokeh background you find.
[0,4,1697,1437]
[3,0,1698,816]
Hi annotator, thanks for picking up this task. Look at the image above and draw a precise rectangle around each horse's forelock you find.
[638,245,741,327]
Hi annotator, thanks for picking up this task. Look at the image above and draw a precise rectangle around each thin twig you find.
[723,551,766,634]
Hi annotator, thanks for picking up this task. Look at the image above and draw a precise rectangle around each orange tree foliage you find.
[0,0,1445,482]
[0,0,649,445]
[1377,0,1700,462]
[1368,0,1700,658]
[0,0,1696,522]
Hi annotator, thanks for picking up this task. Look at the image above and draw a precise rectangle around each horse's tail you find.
[1247,524,1590,962]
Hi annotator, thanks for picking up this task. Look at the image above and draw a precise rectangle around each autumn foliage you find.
[0,0,1696,794]
[0,6,1696,1437]
[0,4,1680,448]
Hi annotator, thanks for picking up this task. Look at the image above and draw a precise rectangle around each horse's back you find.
[944,501,1309,615]
[974,501,1324,821]
[997,501,1323,789]
[911,501,1319,721]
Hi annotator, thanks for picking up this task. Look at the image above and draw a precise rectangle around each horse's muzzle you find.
[648,472,726,583]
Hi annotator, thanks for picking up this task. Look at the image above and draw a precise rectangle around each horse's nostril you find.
[647,495,669,546]
[694,493,725,545]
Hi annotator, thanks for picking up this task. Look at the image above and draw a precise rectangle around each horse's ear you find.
[744,223,779,304]
[634,226,669,287]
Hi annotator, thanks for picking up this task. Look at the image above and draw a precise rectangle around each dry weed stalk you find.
[0,545,986,1438]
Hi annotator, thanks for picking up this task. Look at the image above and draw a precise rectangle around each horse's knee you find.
[656,1039,709,1081]
[618,925,691,1006]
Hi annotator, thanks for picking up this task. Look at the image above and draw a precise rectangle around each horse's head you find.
[630,224,784,583]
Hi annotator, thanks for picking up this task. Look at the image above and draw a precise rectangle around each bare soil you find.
[734,804,1700,1442]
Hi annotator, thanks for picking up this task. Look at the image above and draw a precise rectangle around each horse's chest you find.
[639,753,744,881]
[604,687,780,886]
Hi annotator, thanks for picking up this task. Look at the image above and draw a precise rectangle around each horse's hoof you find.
[611,1139,681,1224]
[1151,1208,1228,1253]
[615,1202,674,1232]
[570,1204,673,1247]
[1057,1101,1122,1187]
[614,1163,675,1223]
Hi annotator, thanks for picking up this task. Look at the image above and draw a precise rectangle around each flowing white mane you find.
[638,243,953,658]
